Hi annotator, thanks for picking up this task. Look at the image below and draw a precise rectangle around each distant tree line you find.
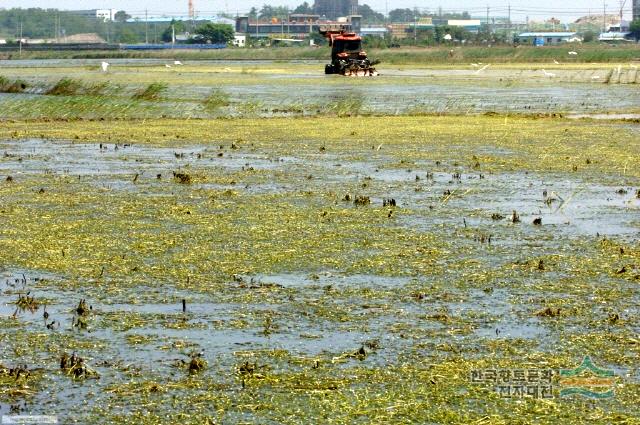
[0,8,236,44]
[0,4,493,46]
[0,8,154,43]
[247,3,471,24]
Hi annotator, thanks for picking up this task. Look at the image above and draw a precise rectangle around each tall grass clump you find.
[132,82,168,101]
[44,78,112,96]
[203,88,231,111]
[0,76,28,93]
[84,82,111,96]
[325,94,365,117]
[45,78,84,96]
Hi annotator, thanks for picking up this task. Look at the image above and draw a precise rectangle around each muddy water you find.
[4,138,638,239]
[0,137,638,421]
[1,59,639,116]
[222,79,640,115]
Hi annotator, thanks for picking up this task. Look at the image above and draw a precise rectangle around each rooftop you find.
[518,32,577,37]
[127,15,234,25]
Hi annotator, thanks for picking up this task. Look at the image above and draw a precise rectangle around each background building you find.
[313,0,358,20]
[634,0,639,21]
[236,15,361,39]
[71,9,118,22]
[518,32,578,45]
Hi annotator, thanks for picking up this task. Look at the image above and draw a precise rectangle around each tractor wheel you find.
[325,64,334,75]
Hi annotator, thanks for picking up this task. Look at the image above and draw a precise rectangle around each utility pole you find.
[619,0,627,30]
[19,21,23,58]
[508,4,511,44]
[603,1,607,33]
[486,5,490,35]
[145,9,149,44]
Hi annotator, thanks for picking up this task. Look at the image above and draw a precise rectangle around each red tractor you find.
[319,29,378,76]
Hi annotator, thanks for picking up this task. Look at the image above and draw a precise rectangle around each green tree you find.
[359,4,385,23]
[293,2,313,14]
[114,11,131,23]
[161,19,187,42]
[362,34,387,48]
[111,22,147,43]
[581,30,596,43]
[389,8,421,23]
[259,5,289,20]
[193,23,234,44]
[630,19,640,41]
[0,8,100,38]
[258,5,275,19]
[116,27,138,43]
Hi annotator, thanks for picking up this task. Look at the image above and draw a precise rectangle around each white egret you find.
[101,61,110,72]
[474,64,490,74]
[541,69,556,77]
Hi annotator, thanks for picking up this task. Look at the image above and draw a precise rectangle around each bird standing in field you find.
[541,69,556,78]
[101,61,110,72]
[474,64,490,74]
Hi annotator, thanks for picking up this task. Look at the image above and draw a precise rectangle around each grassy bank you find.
[2,44,639,63]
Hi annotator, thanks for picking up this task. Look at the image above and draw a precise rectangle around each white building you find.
[95,9,118,22]
[361,27,388,38]
[71,9,118,22]
[518,32,579,45]
[233,34,247,47]
[599,32,632,42]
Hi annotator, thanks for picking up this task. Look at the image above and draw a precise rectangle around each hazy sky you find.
[0,1,634,22]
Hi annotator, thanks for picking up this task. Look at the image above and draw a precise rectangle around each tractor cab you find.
[331,33,365,62]
[320,28,378,76]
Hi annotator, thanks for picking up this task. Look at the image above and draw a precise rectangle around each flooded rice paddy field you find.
[0,57,640,423]
[0,114,638,423]
[0,60,639,118]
